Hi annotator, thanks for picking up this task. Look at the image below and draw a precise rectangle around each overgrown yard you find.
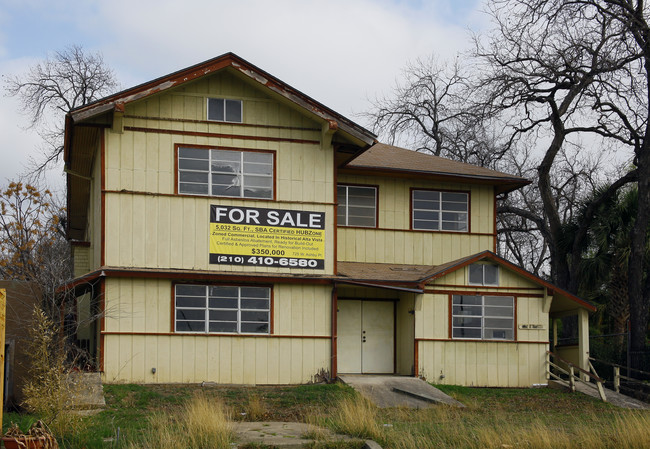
[3,383,650,448]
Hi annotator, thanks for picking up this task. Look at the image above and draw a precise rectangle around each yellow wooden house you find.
[63,53,594,387]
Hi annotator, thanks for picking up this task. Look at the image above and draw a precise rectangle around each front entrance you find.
[337,300,394,374]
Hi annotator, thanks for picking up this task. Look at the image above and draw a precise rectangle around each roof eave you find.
[68,53,377,146]
[341,165,531,192]
[424,251,596,312]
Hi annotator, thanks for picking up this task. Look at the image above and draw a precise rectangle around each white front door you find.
[337,300,394,374]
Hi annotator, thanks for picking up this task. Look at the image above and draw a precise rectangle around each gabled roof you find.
[336,251,596,312]
[66,52,377,148]
[63,52,378,240]
[341,143,530,194]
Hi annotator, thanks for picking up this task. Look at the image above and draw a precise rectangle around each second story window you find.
[412,189,468,232]
[207,98,243,123]
[337,185,377,228]
[178,146,273,199]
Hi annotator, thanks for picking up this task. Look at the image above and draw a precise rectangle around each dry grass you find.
[328,395,384,441]
[21,307,86,440]
[127,393,233,449]
[320,391,650,449]
[244,392,266,421]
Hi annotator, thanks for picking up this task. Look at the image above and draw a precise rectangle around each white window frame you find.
[411,189,468,232]
[177,146,274,199]
[451,295,514,341]
[468,263,499,286]
[337,185,377,228]
[207,98,243,123]
[174,284,270,334]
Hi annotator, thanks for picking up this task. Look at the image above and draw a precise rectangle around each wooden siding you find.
[415,267,550,387]
[417,340,547,387]
[72,246,90,278]
[90,148,102,270]
[336,174,495,265]
[103,194,335,274]
[431,265,541,290]
[102,278,332,384]
[104,71,330,202]
[396,294,415,375]
[100,71,336,275]
[338,229,493,265]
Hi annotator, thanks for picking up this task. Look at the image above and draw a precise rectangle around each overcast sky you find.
[0,0,488,192]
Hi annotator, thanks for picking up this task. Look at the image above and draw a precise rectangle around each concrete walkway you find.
[234,421,379,448]
[549,380,650,409]
[339,375,464,408]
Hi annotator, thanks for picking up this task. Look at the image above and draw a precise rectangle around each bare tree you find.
[4,45,118,176]
[0,181,71,317]
[479,0,650,366]
[365,57,511,168]
[365,0,650,364]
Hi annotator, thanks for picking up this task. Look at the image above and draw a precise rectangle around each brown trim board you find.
[126,126,319,145]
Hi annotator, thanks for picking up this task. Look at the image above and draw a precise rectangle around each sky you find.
[0,0,488,192]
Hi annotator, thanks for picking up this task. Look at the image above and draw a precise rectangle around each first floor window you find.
[412,190,468,232]
[178,146,273,199]
[452,295,514,340]
[337,185,377,227]
[175,284,270,334]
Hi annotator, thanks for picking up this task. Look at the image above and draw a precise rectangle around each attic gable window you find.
[177,146,273,199]
[468,263,499,286]
[412,189,468,232]
[207,98,243,123]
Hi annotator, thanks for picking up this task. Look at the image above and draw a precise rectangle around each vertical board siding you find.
[418,340,547,387]
[103,194,335,275]
[337,174,495,233]
[415,267,550,387]
[105,71,328,202]
[338,229,494,266]
[102,278,332,384]
[103,335,331,384]
[336,174,495,265]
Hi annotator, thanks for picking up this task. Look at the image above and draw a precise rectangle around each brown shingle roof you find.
[343,143,529,194]
[337,261,440,283]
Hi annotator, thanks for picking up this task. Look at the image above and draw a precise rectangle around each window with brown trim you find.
[452,295,514,340]
[337,185,377,227]
[178,147,273,199]
[207,98,242,123]
[412,190,468,232]
[175,284,270,334]
[468,263,499,286]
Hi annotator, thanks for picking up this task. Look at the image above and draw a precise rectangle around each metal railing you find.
[546,351,607,402]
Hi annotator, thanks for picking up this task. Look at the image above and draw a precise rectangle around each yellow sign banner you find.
[209,205,325,269]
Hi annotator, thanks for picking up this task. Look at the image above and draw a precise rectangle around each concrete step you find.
[339,375,464,408]
[391,386,443,404]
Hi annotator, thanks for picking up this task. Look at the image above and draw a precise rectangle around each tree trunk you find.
[627,132,650,368]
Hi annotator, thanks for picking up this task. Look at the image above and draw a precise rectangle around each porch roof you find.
[336,252,596,312]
